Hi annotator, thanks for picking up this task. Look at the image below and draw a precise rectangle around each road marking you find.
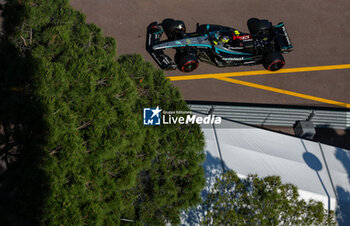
[167,64,350,81]
[216,77,350,108]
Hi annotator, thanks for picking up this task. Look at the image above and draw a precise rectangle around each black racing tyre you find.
[162,18,186,40]
[263,52,285,71]
[247,18,272,35]
[175,52,199,73]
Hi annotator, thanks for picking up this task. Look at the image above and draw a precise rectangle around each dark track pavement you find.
[69,1,350,106]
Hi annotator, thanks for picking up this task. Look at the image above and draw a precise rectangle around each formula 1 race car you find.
[146,18,293,72]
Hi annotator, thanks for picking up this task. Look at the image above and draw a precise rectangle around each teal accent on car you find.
[215,48,253,55]
[189,44,212,48]
[282,44,293,49]
[157,43,212,49]
[274,23,284,28]
[153,30,163,34]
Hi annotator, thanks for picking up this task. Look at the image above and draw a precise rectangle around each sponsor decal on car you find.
[233,34,252,41]
[222,57,244,61]
[282,26,292,46]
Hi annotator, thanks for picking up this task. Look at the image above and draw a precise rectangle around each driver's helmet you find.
[220,35,230,43]
[214,31,230,44]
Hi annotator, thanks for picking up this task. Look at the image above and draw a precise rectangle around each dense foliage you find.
[0,0,204,225]
[202,171,335,225]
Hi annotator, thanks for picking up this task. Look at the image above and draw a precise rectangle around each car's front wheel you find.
[263,52,285,71]
[175,53,199,73]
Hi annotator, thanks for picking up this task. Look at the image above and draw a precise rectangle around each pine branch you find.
[77,120,92,130]
[97,78,107,86]
[29,28,32,45]
[20,35,27,46]
[49,145,62,155]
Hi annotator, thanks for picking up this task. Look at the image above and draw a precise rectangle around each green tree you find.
[202,171,335,225]
[0,0,204,225]
[118,55,205,225]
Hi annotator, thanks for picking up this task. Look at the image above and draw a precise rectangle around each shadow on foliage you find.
[182,151,227,225]
[334,148,350,226]
[301,138,350,225]
[0,13,49,226]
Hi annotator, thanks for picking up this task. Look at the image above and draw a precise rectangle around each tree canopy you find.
[0,0,204,225]
[202,170,335,225]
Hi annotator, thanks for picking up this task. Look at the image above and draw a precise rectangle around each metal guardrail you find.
[189,104,350,129]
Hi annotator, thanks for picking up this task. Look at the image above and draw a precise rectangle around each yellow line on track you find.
[167,64,350,81]
[216,77,350,108]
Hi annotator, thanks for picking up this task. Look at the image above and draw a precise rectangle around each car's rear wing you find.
[146,22,177,70]
[273,22,293,53]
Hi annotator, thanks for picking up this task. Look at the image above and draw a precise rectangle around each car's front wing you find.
[273,23,293,53]
[146,22,177,70]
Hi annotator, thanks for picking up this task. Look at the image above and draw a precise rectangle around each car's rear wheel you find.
[162,18,186,40]
[247,18,272,35]
[175,52,199,73]
[263,52,285,71]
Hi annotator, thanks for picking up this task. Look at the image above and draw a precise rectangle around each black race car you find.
[146,18,292,72]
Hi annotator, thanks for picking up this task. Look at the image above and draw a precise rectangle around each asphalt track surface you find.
[63,1,350,107]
